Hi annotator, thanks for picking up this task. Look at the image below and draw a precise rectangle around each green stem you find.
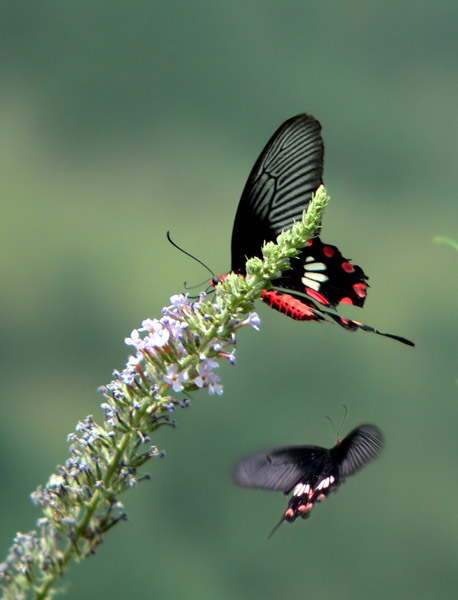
[432,236,458,252]
[34,404,150,600]
[9,187,329,600]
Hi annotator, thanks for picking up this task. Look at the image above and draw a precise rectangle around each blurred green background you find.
[1,1,457,599]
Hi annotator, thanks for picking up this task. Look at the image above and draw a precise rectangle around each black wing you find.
[231,114,324,272]
[232,445,328,493]
[274,238,369,309]
[331,424,384,480]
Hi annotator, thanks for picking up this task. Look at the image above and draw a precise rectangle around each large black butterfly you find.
[233,424,384,538]
[229,114,413,346]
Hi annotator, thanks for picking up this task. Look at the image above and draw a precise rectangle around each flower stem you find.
[1,186,329,600]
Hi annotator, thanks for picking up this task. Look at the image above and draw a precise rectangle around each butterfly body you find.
[233,424,384,537]
[261,289,316,321]
[228,114,413,346]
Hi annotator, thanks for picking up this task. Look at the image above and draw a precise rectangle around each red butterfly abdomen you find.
[261,290,315,321]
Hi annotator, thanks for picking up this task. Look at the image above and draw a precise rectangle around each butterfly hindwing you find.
[278,237,369,309]
[233,446,329,493]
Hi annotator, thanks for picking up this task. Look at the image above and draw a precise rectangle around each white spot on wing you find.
[302,277,320,290]
[304,262,326,271]
[316,477,330,491]
[293,483,305,496]
[303,271,328,282]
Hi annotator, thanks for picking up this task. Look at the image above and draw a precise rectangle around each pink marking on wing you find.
[340,297,354,305]
[285,508,295,518]
[306,239,313,247]
[341,261,355,273]
[306,287,330,306]
[323,245,335,257]
[353,283,367,298]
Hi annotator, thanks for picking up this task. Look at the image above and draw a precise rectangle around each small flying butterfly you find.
[233,424,384,537]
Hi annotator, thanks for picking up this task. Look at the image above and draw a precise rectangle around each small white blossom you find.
[161,315,188,339]
[169,294,188,308]
[140,319,170,348]
[163,365,189,392]
[208,381,224,396]
[247,312,261,330]
[124,329,143,350]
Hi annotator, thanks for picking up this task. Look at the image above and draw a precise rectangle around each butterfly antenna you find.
[167,231,217,280]
[336,405,348,441]
[267,515,286,540]
[324,415,334,439]
[183,277,212,291]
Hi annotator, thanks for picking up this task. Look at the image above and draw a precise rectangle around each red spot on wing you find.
[353,283,367,298]
[341,261,355,273]
[305,287,330,306]
[285,508,295,519]
[306,239,313,247]
[322,245,335,257]
[340,297,354,305]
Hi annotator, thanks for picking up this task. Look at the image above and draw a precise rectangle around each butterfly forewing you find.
[231,114,324,272]
[331,424,384,479]
[233,446,328,493]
